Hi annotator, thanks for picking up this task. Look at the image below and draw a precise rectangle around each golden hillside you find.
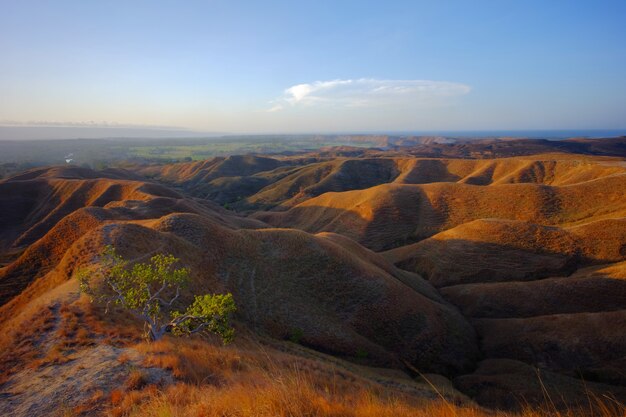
[1,149,625,415]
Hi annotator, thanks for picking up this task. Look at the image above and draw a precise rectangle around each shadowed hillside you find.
[254,171,626,250]
[0,167,479,377]
[1,145,625,414]
[384,218,626,286]
[138,152,626,212]
[0,166,266,305]
[381,219,626,391]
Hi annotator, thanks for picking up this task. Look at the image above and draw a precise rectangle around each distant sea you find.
[385,129,626,140]
[394,128,626,140]
[1,126,625,141]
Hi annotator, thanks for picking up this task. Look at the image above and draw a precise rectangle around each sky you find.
[1,0,625,137]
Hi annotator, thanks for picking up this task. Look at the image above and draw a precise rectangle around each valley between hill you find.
[1,139,625,415]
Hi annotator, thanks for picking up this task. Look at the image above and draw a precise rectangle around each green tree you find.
[77,245,236,342]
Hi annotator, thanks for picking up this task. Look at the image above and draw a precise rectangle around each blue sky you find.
[1,0,625,135]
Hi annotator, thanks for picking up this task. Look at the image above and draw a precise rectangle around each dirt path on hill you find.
[0,303,172,417]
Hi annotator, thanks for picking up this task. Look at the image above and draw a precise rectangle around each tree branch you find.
[154,284,181,307]
[188,322,209,334]
[170,313,217,327]
[105,280,126,313]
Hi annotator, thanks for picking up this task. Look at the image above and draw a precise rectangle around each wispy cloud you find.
[268,78,470,111]
[266,104,284,113]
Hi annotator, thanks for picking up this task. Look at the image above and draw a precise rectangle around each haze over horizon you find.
[1,0,626,139]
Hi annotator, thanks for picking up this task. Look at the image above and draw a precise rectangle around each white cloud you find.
[275,78,470,110]
[266,104,284,113]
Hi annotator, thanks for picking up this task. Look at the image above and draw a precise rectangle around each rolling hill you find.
[1,141,625,414]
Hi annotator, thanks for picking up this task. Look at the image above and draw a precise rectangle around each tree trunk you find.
[141,314,167,342]
[149,324,167,341]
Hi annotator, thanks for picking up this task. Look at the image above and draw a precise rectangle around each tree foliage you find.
[78,245,236,342]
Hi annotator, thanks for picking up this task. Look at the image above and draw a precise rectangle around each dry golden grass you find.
[108,338,458,417]
[0,296,141,382]
[27,301,100,369]
[124,369,149,391]
[71,389,106,415]
[81,297,144,346]
[173,154,626,211]
[116,387,625,417]
[0,303,56,384]
[110,381,468,417]
[257,168,626,251]
[99,337,625,417]
[2,158,625,417]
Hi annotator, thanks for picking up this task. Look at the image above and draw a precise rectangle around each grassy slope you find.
[2,153,626,415]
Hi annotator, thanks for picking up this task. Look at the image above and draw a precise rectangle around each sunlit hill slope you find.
[1,141,625,415]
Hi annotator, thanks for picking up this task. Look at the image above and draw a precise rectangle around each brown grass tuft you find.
[108,337,625,417]
[125,369,149,391]
[0,305,56,384]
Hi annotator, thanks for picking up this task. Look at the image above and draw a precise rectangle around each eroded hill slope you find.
[2,148,626,412]
[0,166,479,377]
